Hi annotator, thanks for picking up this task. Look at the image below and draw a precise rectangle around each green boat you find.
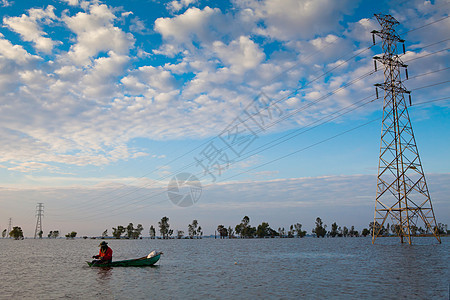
[87,253,161,267]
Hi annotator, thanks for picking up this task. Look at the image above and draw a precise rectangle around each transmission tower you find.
[371,14,440,244]
[34,203,44,239]
[7,218,12,238]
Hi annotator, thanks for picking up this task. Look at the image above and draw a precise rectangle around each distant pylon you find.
[371,14,440,244]
[7,218,12,238]
[34,203,44,239]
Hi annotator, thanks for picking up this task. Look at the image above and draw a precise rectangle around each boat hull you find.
[87,254,161,267]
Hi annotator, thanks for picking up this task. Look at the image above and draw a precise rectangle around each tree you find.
[112,226,126,239]
[10,226,24,240]
[38,230,43,238]
[227,226,234,238]
[149,225,156,239]
[369,222,387,236]
[287,225,295,238]
[235,224,243,238]
[188,220,200,239]
[342,226,349,237]
[278,227,285,238]
[132,224,144,239]
[349,226,358,237]
[217,225,227,238]
[65,231,77,239]
[256,222,271,238]
[329,222,339,237]
[192,220,198,238]
[361,228,370,237]
[2,229,6,238]
[176,230,184,239]
[48,230,59,239]
[237,216,255,238]
[312,217,327,238]
[188,224,194,239]
[126,223,134,239]
[159,217,170,239]
[102,229,108,238]
[293,223,306,238]
[197,226,203,238]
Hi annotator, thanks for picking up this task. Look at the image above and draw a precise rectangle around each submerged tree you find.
[149,225,156,239]
[2,229,7,238]
[159,216,170,239]
[48,230,59,239]
[112,226,126,239]
[256,222,271,238]
[312,217,327,238]
[217,225,227,238]
[236,216,256,238]
[102,229,108,238]
[188,220,200,238]
[329,222,339,237]
[10,226,24,240]
[227,226,234,239]
[65,231,77,239]
[293,223,307,238]
[132,224,144,239]
[126,223,134,239]
[361,228,370,237]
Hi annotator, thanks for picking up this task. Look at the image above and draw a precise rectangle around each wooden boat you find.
[87,253,161,267]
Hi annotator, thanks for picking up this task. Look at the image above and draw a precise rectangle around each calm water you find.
[0,237,448,299]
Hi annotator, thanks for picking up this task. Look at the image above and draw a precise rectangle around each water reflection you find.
[96,267,112,280]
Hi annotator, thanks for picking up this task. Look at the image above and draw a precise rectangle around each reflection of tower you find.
[371,14,440,244]
[7,218,12,238]
[34,203,44,239]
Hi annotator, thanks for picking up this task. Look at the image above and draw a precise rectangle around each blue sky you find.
[0,0,449,236]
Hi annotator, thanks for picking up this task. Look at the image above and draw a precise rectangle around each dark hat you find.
[99,241,108,247]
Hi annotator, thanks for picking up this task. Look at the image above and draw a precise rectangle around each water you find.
[0,237,448,299]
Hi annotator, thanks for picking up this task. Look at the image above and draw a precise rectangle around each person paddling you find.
[92,241,113,265]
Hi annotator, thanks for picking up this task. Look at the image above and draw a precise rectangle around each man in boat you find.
[91,241,113,265]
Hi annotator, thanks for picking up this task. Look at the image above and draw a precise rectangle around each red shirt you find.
[99,247,113,261]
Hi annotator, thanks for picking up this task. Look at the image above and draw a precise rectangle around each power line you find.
[65,45,379,213]
[62,17,450,218]
[404,47,450,63]
[411,96,450,106]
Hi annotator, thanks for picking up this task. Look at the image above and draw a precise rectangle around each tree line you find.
[2,218,448,239]
[102,219,203,240]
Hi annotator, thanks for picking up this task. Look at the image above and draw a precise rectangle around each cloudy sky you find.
[0,0,449,237]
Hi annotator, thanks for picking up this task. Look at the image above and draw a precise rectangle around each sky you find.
[0,0,449,237]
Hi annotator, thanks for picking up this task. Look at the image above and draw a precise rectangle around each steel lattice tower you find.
[7,217,12,238]
[371,14,440,244]
[34,203,44,239]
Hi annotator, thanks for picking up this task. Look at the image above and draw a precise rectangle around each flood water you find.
[0,237,448,299]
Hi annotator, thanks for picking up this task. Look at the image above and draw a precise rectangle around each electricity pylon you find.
[34,203,44,239]
[7,218,12,238]
[371,14,440,244]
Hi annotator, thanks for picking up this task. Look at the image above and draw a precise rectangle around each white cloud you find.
[235,0,357,40]
[154,6,222,50]
[0,0,447,176]
[63,3,135,65]
[3,5,59,53]
[1,0,12,7]
[212,36,265,74]
[167,0,198,12]
[0,33,36,63]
